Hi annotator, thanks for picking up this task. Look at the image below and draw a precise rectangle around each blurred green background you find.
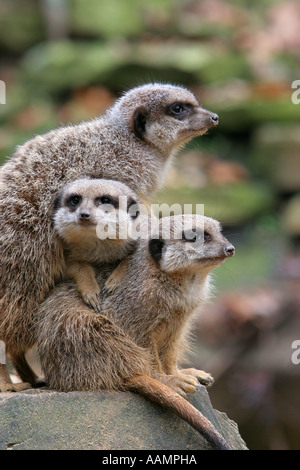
[1,0,300,450]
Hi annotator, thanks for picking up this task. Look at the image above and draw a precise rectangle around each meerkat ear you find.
[132,107,147,139]
[149,238,165,263]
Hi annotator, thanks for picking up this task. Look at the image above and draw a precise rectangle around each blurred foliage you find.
[0,0,300,450]
[157,181,275,225]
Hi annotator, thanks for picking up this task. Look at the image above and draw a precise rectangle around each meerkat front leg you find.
[158,338,214,394]
[67,261,101,313]
[104,259,129,293]
[150,337,199,396]
[144,335,195,395]
[166,360,214,390]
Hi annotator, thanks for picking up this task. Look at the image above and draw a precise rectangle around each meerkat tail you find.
[128,375,232,451]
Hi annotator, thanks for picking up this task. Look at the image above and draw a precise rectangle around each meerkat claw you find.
[199,375,214,387]
[180,368,214,388]
[83,293,102,313]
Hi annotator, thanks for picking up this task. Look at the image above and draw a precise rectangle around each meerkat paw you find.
[0,381,32,393]
[82,291,102,313]
[157,373,199,397]
[179,368,214,387]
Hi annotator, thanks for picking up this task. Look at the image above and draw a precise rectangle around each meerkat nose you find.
[79,211,91,221]
[224,245,235,257]
[210,113,219,125]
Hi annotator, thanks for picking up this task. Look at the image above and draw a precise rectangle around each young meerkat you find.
[0,83,219,391]
[36,214,235,450]
[53,178,139,312]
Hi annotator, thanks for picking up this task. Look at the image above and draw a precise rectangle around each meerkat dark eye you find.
[171,103,184,114]
[204,231,211,242]
[67,194,82,208]
[167,102,189,120]
[95,196,118,208]
[182,230,212,243]
[127,198,139,220]
[100,196,112,205]
[182,230,199,242]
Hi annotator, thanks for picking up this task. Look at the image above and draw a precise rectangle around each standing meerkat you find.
[36,214,235,449]
[53,178,139,312]
[0,83,219,391]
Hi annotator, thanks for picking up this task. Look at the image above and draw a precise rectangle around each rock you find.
[0,385,247,450]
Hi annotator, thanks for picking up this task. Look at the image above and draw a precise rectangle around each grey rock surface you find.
[0,385,247,450]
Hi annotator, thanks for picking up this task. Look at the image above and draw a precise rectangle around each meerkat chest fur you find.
[100,238,213,349]
[66,237,126,266]
[144,270,210,352]
[145,267,211,318]
[175,270,211,311]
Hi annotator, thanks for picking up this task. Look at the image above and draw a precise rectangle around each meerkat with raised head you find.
[0,83,219,391]
[53,178,139,312]
[36,214,235,449]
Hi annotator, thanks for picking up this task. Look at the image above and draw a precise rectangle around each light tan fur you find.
[36,214,234,449]
[0,83,218,390]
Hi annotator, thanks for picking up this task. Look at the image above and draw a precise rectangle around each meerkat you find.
[53,178,140,312]
[0,83,219,391]
[35,214,235,449]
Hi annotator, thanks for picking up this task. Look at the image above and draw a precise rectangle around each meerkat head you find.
[111,83,219,156]
[148,214,234,275]
[53,178,139,245]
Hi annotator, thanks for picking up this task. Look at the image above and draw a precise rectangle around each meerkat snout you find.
[223,244,235,257]
[210,113,219,125]
[79,211,91,222]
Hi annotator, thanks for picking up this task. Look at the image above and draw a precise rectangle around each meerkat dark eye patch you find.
[127,197,139,220]
[149,238,165,263]
[167,102,191,120]
[66,194,82,208]
[133,107,147,139]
